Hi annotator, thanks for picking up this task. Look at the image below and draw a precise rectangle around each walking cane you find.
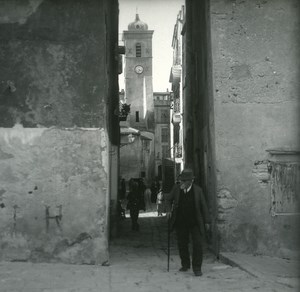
[167,215,170,272]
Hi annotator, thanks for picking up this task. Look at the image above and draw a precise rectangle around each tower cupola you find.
[128,14,148,31]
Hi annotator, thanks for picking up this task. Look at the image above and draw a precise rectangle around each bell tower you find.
[123,14,154,130]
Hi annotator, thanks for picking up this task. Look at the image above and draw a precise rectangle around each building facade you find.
[123,14,154,131]
[180,0,300,258]
[169,6,185,179]
[1,0,298,265]
[0,0,119,264]
[153,92,172,182]
[119,14,155,185]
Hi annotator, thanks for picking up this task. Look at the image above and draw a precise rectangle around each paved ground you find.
[0,209,299,292]
[220,252,300,290]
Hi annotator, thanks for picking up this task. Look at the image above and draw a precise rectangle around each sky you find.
[119,0,184,92]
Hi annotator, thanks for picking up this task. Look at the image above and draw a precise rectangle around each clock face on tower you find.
[134,65,144,74]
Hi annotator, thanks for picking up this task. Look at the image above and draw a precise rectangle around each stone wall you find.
[210,0,300,257]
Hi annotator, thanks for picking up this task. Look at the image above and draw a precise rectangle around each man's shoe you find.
[179,267,190,272]
[194,270,203,277]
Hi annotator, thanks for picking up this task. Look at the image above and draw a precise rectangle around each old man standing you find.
[167,168,211,277]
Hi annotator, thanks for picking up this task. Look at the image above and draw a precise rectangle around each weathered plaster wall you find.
[0,126,108,264]
[0,0,106,128]
[211,0,300,257]
[0,0,119,263]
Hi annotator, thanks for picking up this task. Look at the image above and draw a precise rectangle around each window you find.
[265,150,300,216]
[136,43,141,57]
[270,161,300,215]
[160,110,169,123]
[161,128,169,143]
[136,111,139,122]
[162,145,170,158]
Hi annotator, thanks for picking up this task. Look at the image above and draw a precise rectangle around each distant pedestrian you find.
[119,178,127,219]
[150,181,157,203]
[156,189,164,216]
[127,181,141,231]
[167,168,210,277]
[137,178,146,212]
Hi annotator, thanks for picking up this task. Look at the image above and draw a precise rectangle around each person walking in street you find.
[167,168,210,277]
[127,180,142,231]
[156,189,164,216]
[151,177,161,203]
[137,178,146,212]
[150,181,157,204]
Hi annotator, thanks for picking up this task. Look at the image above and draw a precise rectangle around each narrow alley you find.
[1,210,298,292]
[0,1,299,292]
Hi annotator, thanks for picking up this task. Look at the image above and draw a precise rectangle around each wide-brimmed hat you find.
[178,168,194,181]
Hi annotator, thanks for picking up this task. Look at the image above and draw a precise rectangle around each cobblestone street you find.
[1,209,298,292]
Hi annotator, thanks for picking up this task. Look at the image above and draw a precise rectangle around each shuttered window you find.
[270,162,300,215]
[161,127,169,143]
[136,43,141,57]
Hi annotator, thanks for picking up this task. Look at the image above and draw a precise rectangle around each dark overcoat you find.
[167,183,210,235]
